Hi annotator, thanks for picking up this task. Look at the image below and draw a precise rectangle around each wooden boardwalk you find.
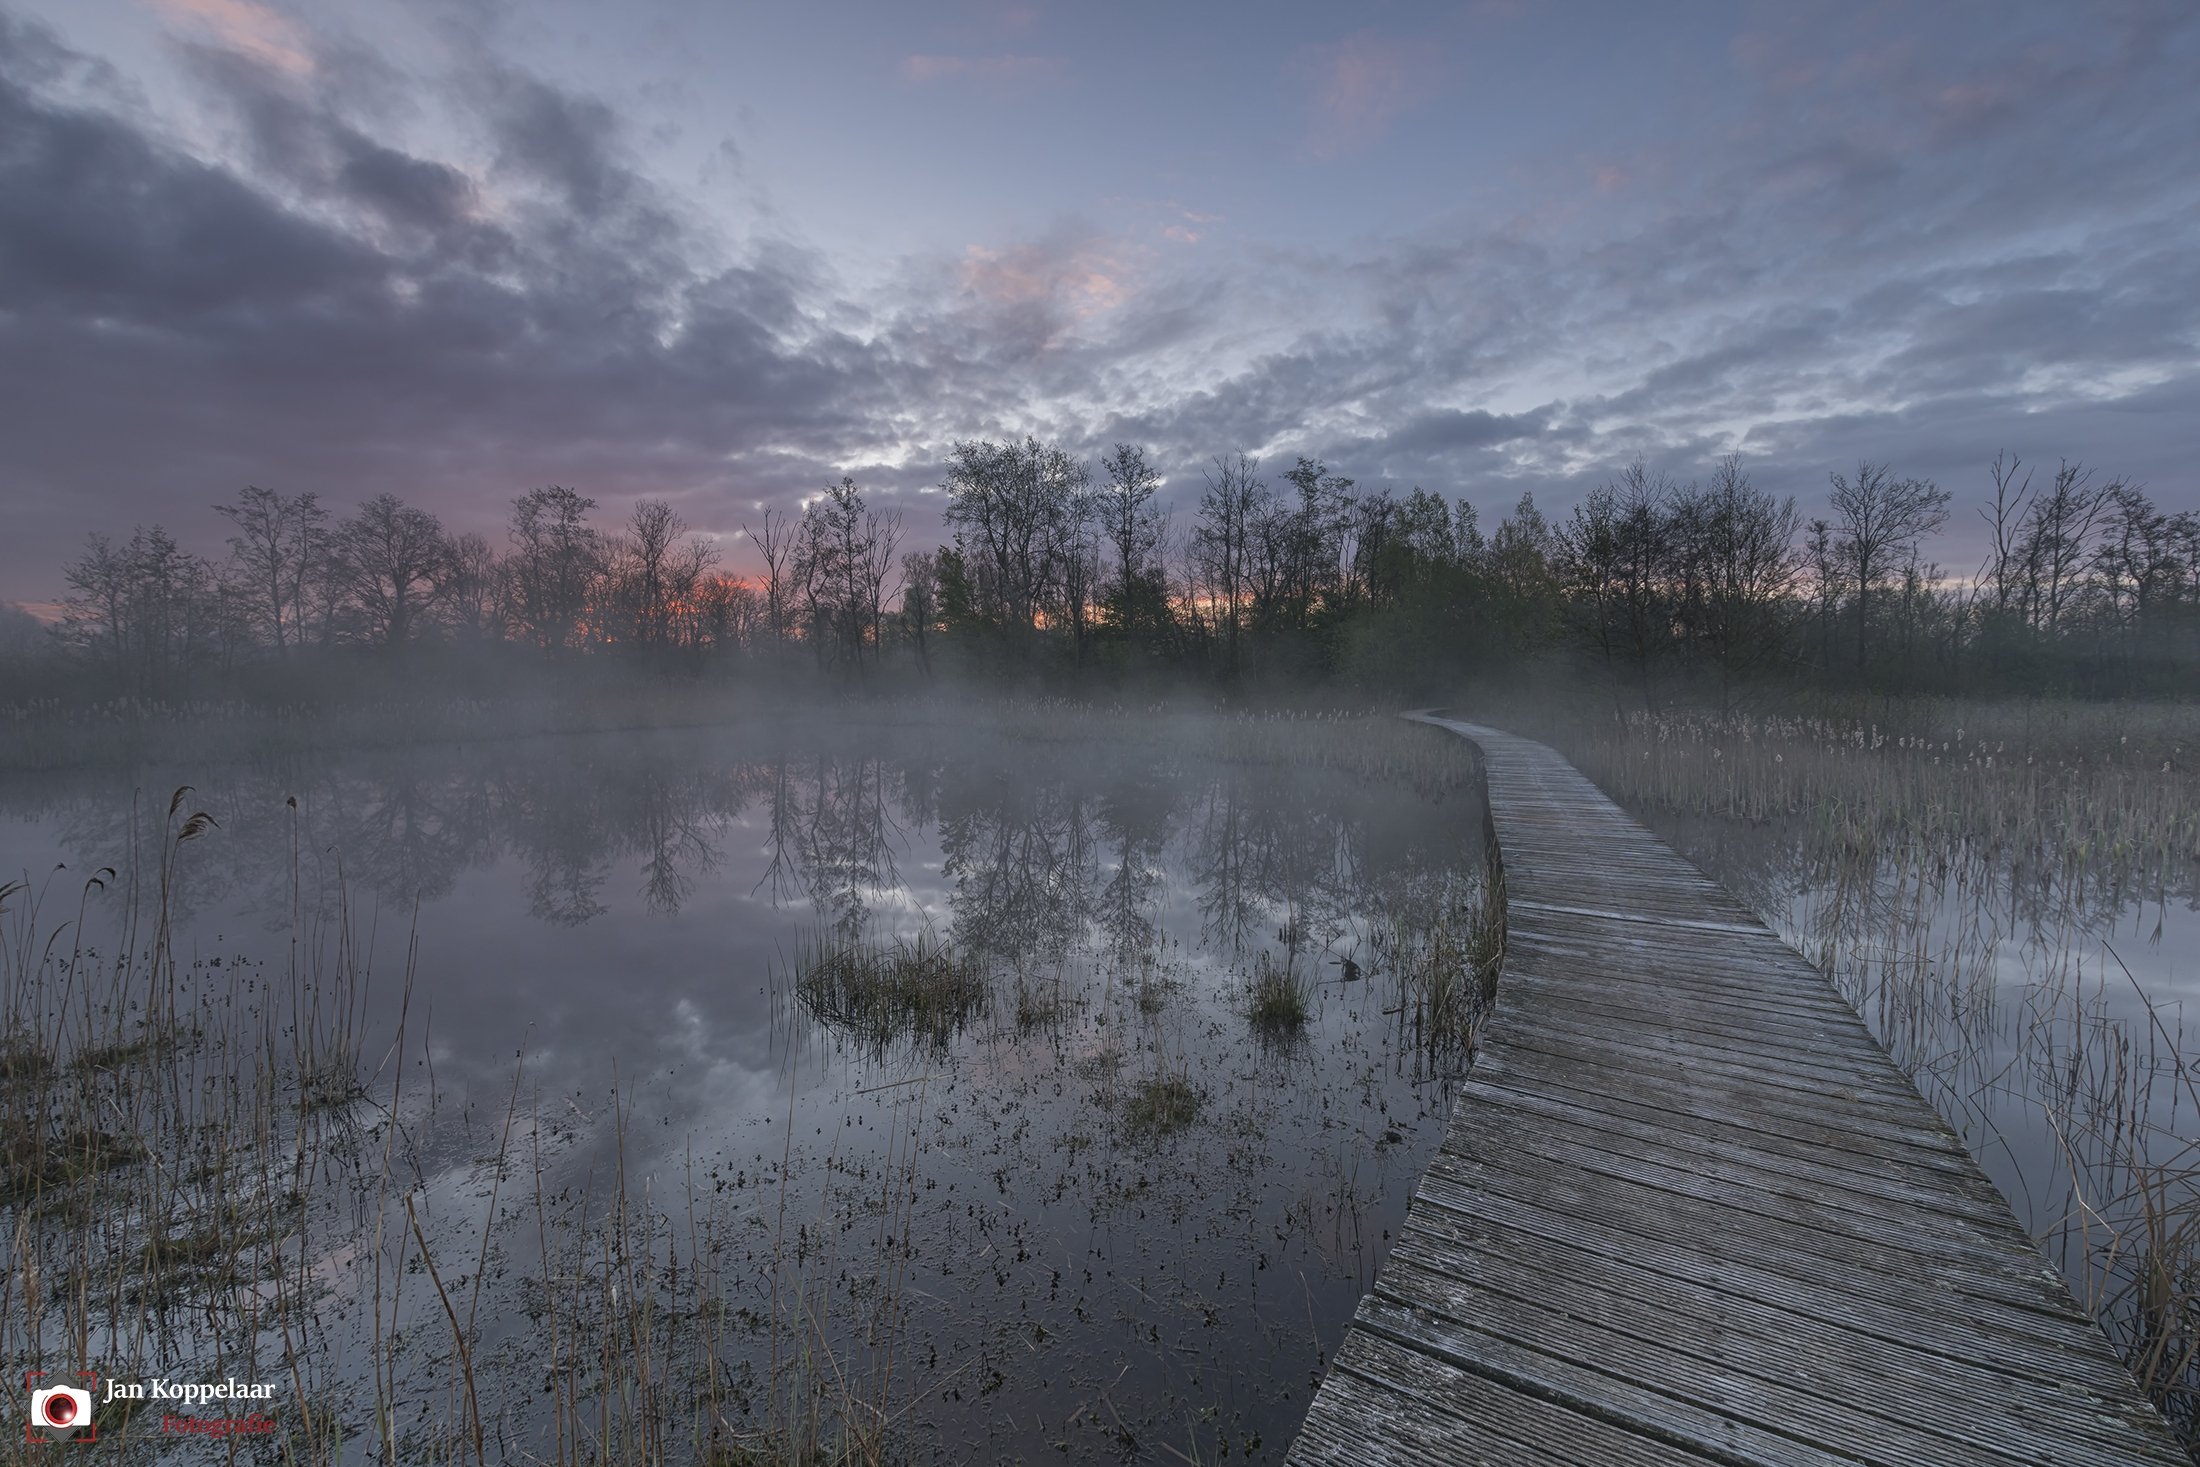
[1288,719,2185,1466]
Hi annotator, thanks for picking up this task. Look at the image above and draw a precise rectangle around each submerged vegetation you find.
[1122,1072,1203,1137]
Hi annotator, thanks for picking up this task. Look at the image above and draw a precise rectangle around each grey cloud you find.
[1374,407,1549,457]
[0,12,908,593]
[337,142,477,233]
[485,70,639,220]
[2,1,2197,602]
[0,57,372,322]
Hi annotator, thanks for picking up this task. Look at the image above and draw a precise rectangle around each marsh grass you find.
[1123,1072,1201,1138]
[0,831,934,1467]
[1375,857,1505,1070]
[792,930,987,1053]
[1246,951,1311,1033]
[1011,967,1087,1033]
[1546,700,2197,871]
[0,789,387,1461]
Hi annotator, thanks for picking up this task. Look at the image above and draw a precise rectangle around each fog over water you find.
[0,715,1489,1461]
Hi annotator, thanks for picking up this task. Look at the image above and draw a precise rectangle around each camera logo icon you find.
[23,1372,98,1445]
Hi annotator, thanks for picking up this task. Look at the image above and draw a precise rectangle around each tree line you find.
[12,441,2198,704]
[33,480,905,696]
[914,438,2200,702]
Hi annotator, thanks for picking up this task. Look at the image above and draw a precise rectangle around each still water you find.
[0,715,1486,1462]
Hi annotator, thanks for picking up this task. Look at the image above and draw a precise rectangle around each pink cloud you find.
[956,236,1136,350]
[1296,32,1438,158]
[961,240,1130,313]
[147,0,314,74]
[1158,203,1219,245]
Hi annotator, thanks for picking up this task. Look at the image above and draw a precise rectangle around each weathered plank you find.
[1286,719,2186,1465]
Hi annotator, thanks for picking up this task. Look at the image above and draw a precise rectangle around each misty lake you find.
[0,711,1490,1463]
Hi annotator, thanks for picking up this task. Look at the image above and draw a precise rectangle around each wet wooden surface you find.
[1287,719,2185,1466]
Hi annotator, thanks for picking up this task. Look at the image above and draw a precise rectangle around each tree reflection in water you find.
[0,718,1492,1465]
[2,727,1472,990]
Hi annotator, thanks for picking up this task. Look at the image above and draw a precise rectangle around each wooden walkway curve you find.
[1288,718,2184,1466]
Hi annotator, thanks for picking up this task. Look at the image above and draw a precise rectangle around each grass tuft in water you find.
[1385,862,1505,1065]
[794,929,988,1051]
[1123,1072,1201,1137]
[1013,969,1077,1032]
[1246,951,1311,1033]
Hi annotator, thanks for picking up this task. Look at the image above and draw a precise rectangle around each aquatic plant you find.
[791,929,988,1053]
[1376,855,1504,1070]
[1246,951,1311,1033]
[0,791,379,1463]
[1123,1072,1201,1137]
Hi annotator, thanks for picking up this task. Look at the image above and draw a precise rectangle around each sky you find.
[1,0,2196,607]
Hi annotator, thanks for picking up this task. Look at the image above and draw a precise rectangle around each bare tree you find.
[743,505,800,650]
[1190,453,1264,675]
[214,485,326,653]
[1345,487,1399,606]
[1486,493,1559,652]
[1979,451,2033,621]
[1266,456,1356,633]
[507,486,604,651]
[2093,484,2178,649]
[1697,454,1801,709]
[899,549,938,675]
[611,500,717,651]
[1559,482,1628,707]
[941,437,1086,645]
[444,532,501,643]
[1054,481,1099,667]
[622,501,673,648]
[1097,445,1162,605]
[856,498,906,662]
[330,494,451,648]
[1827,462,1949,672]
[2015,460,2114,634]
[795,478,903,670]
[62,526,225,692]
[1558,461,1673,711]
[683,572,759,654]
